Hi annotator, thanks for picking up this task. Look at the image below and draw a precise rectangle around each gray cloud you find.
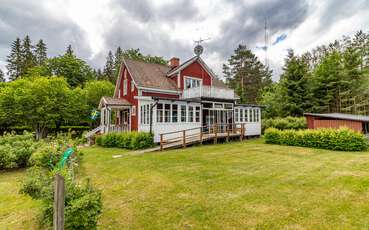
[0,0,92,71]
[0,0,368,80]
[210,0,310,58]
[113,0,201,24]
[99,0,200,64]
[317,0,369,33]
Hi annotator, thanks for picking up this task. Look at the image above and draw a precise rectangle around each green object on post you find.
[58,147,74,169]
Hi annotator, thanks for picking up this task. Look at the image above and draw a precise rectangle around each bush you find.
[21,168,102,229]
[0,132,39,169]
[29,133,83,170]
[262,116,306,133]
[264,127,369,151]
[21,135,101,229]
[41,172,102,230]
[96,132,154,150]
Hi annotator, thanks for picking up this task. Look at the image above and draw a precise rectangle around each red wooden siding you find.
[306,115,314,129]
[313,119,362,132]
[179,61,212,90]
[119,66,138,130]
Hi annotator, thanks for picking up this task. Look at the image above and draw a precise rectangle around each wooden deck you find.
[139,123,246,153]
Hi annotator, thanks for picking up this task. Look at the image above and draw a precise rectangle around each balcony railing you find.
[181,85,237,100]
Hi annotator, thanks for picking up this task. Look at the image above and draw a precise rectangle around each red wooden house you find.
[97,54,261,142]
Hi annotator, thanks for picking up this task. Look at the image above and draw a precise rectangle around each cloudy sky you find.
[0,0,369,81]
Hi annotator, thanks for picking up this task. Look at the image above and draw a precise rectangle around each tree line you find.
[0,35,166,138]
[260,30,369,118]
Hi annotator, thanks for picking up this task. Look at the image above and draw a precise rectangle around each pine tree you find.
[20,35,36,76]
[0,69,5,82]
[279,49,311,116]
[6,38,23,80]
[95,69,104,80]
[34,39,47,65]
[65,44,74,56]
[114,46,124,76]
[103,51,115,83]
[311,51,343,113]
[223,44,272,103]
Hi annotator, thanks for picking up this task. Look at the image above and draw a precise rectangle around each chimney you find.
[169,57,180,68]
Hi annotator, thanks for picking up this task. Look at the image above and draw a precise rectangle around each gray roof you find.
[304,113,369,122]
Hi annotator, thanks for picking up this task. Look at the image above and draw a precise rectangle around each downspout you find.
[150,100,159,134]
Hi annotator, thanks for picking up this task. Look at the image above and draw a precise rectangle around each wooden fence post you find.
[54,173,65,230]
[214,124,218,144]
[240,123,245,141]
[200,127,203,145]
[183,130,186,148]
[160,134,164,151]
[226,125,230,142]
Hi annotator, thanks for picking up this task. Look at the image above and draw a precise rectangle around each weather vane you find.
[193,37,211,56]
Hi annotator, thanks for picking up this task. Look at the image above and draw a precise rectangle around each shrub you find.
[264,127,369,151]
[41,173,102,230]
[0,132,39,169]
[96,132,154,150]
[21,168,102,229]
[21,136,101,229]
[20,166,52,199]
[262,116,306,133]
[29,134,83,170]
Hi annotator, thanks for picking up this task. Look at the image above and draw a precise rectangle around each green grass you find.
[0,169,42,229]
[4,139,369,229]
[79,139,369,229]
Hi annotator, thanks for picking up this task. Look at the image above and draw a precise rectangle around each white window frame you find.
[181,105,187,122]
[184,76,202,89]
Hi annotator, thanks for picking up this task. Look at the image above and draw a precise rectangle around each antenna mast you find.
[264,18,269,68]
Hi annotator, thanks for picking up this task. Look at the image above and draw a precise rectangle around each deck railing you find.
[181,85,236,99]
[102,124,129,133]
[159,123,246,151]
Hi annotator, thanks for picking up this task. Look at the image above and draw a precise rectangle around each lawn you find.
[0,170,42,229]
[3,139,369,229]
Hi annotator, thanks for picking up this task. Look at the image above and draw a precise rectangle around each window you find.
[164,104,171,122]
[131,82,134,92]
[157,103,163,123]
[123,79,127,96]
[185,77,201,89]
[181,105,187,122]
[249,108,254,122]
[224,104,233,109]
[132,106,136,116]
[141,105,147,124]
[140,105,143,124]
[146,105,150,124]
[244,108,248,122]
[255,108,259,122]
[240,109,244,122]
[172,104,178,122]
[235,108,239,122]
[188,106,194,122]
[195,106,200,122]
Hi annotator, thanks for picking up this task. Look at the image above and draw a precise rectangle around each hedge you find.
[264,128,368,151]
[262,116,306,132]
[96,132,154,150]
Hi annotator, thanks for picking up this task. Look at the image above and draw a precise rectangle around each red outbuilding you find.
[304,113,369,134]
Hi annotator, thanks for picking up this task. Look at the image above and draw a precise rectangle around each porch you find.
[99,97,132,134]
